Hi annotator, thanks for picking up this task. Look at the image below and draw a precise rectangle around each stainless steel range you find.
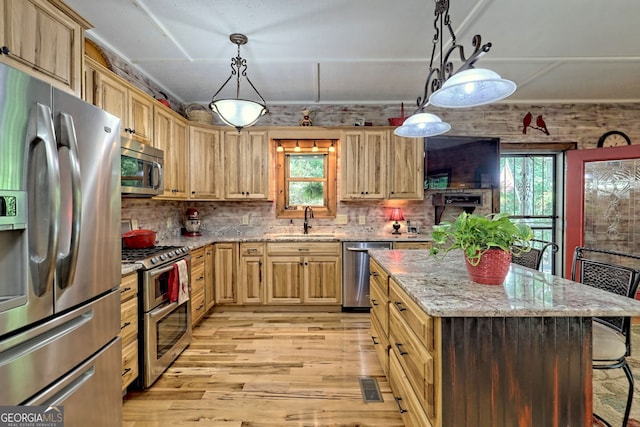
[122,245,192,388]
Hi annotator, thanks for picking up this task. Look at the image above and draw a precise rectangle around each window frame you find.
[275,139,337,219]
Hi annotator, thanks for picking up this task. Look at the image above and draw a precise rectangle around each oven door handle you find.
[150,263,176,277]
[148,301,181,321]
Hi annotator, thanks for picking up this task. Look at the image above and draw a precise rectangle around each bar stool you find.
[571,246,640,427]
[512,238,559,271]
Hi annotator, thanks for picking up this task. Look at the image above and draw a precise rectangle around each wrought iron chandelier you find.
[209,33,268,132]
[395,0,516,138]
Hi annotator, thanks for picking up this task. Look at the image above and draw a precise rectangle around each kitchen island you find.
[368,249,640,427]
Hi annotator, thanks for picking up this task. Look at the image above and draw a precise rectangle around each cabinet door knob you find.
[0,46,10,55]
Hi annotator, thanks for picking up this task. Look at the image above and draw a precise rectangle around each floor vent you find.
[359,377,383,403]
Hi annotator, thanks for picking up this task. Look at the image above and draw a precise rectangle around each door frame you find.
[565,145,640,277]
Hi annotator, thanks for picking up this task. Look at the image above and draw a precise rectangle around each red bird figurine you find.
[536,115,550,135]
[522,112,532,134]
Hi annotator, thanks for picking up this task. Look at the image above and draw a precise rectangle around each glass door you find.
[565,145,640,277]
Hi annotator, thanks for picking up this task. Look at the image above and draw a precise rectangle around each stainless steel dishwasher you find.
[342,242,392,310]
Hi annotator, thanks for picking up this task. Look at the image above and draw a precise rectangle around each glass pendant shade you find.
[429,68,517,108]
[393,112,451,137]
[209,99,267,131]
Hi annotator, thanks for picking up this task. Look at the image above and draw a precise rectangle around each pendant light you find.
[395,0,516,138]
[209,33,268,132]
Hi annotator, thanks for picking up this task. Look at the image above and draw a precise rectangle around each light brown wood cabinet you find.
[222,130,270,199]
[190,247,207,326]
[239,242,265,304]
[154,107,188,198]
[119,272,139,392]
[392,241,432,250]
[369,258,390,375]
[341,130,387,199]
[388,134,424,200]
[266,242,341,305]
[204,244,215,311]
[0,0,89,96]
[189,125,222,200]
[84,57,154,144]
[214,242,237,304]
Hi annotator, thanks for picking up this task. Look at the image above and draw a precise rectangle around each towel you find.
[168,259,189,303]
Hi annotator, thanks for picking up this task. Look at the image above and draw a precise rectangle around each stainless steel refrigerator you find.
[0,63,122,425]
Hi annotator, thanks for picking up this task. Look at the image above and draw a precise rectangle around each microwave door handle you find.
[151,161,163,190]
[55,112,82,289]
[26,103,60,296]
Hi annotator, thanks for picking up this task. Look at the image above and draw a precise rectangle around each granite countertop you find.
[157,232,431,249]
[368,249,640,318]
[121,263,143,275]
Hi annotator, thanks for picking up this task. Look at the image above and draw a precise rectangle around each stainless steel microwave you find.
[121,139,164,196]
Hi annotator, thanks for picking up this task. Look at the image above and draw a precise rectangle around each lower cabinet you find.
[204,244,215,310]
[265,242,341,305]
[190,247,207,326]
[370,257,440,427]
[119,272,138,392]
[239,242,265,304]
[214,242,237,304]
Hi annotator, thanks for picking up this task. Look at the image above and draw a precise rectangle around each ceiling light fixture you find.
[395,0,516,138]
[276,141,284,152]
[294,140,301,152]
[312,140,319,152]
[328,141,335,153]
[209,33,268,133]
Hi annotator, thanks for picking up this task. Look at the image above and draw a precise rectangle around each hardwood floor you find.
[123,311,404,426]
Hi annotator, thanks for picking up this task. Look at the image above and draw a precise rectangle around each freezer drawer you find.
[24,337,122,427]
[0,290,120,404]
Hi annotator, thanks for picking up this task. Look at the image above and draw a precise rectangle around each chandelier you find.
[209,33,268,132]
[395,0,516,138]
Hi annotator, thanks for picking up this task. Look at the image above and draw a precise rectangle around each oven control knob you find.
[159,254,167,261]
[168,250,175,257]
[150,257,159,264]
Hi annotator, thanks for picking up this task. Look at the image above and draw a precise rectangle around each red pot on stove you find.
[122,229,157,249]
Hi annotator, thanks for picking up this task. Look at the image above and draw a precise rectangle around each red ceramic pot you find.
[122,229,156,249]
[465,249,512,285]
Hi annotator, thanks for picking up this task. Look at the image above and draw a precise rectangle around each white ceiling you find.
[66,0,640,108]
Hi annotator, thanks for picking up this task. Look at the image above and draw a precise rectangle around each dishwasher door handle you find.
[346,247,370,252]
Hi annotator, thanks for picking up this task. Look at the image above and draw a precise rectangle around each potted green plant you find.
[430,212,533,284]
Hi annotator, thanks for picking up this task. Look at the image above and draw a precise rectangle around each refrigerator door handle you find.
[151,161,163,190]
[55,112,82,289]
[26,103,60,296]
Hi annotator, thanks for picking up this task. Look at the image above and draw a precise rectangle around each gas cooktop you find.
[122,245,190,269]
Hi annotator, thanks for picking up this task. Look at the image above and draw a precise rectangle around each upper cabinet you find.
[388,134,424,200]
[0,0,90,96]
[341,130,387,199]
[189,125,222,200]
[84,57,154,144]
[222,130,270,200]
[154,107,188,199]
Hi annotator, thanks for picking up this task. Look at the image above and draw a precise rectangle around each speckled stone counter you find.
[121,263,142,276]
[369,249,640,317]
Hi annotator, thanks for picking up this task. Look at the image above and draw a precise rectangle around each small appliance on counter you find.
[182,208,202,236]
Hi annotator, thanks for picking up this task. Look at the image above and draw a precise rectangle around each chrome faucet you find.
[303,206,314,234]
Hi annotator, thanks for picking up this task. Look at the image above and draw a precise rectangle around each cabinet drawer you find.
[389,278,435,352]
[120,297,138,346]
[267,242,340,256]
[191,287,206,324]
[241,242,264,256]
[371,313,390,376]
[122,339,138,391]
[389,351,432,427]
[392,242,432,250]
[191,247,206,268]
[370,278,389,335]
[389,306,436,422]
[191,263,206,293]
[369,259,389,294]
[119,273,138,303]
